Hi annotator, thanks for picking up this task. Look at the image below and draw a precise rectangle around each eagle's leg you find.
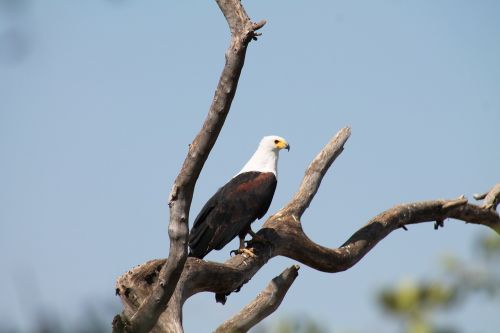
[230,234,256,257]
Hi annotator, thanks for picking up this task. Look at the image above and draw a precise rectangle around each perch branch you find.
[116,1,266,332]
[179,198,500,298]
[116,196,500,331]
[115,124,500,333]
[214,265,300,333]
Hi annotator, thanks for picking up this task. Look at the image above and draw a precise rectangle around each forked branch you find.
[115,126,500,332]
[113,1,266,332]
[113,1,500,332]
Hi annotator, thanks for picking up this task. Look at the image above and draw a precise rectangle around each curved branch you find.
[116,197,500,331]
[115,126,500,332]
[117,1,266,332]
[113,1,500,332]
[214,265,300,333]
[182,198,500,298]
[271,199,500,273]
[279,127,351,219]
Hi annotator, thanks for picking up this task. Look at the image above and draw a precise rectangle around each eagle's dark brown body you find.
[188,171,277,259]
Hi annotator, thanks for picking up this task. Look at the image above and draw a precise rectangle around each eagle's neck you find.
[237,147,279,177]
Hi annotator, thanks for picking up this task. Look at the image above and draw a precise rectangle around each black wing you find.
[188,172,277,259]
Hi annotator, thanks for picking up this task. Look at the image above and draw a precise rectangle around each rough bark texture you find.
[474,183,500,211]
[115,126,500,332]
[214,265,300,333]
[112,1,265,332]
[113,1,500,332]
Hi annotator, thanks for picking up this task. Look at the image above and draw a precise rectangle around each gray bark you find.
[112,1,500,332]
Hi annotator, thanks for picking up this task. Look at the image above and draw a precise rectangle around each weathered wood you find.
[214,265,300,333]
[278,127,351,219]
[113,1,266,332]
[474,183,500,210]
[115,125,500,331]
[116,197,500,331]
[113,1,500,332]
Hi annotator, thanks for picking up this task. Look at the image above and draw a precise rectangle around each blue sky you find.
[1,1,499,332]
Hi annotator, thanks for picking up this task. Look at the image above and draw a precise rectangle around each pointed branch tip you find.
[253,20,267,31]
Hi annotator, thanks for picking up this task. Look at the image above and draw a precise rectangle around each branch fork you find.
[113,1,500,332]
[114,120,499,332]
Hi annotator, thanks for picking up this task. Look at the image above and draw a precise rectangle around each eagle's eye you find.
[274,139,279,144]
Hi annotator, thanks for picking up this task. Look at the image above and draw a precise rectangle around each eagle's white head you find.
[237,135,290,177]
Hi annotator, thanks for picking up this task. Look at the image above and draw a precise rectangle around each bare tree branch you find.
[113,2,500,332]
[214,265,300,333]
[216,0,266,35]
[115,1,266,332]
[271,198,500,273]
[474,183,500,211]
[115,125,500,332]
[279,127,351,219]
[116,199,499,331]
[117,195,499,309]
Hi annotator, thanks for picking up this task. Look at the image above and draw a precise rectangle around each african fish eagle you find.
[188,135,290,259]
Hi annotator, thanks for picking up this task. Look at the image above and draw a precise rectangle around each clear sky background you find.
[1,0,499,332]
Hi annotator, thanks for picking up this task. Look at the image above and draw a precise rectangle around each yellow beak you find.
[276,140,290,151]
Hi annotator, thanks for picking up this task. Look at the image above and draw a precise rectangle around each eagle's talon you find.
[230,247,256,257]
[240,248,256,257]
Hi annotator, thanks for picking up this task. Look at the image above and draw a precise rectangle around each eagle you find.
[188,135,290,259]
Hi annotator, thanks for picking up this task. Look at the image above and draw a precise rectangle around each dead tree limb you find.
[214,265,300,333]
[280,127,351,219]
[113,1,266,332]
[115,125,500,332]
[474,183,500,211]
[113,1,500,332]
